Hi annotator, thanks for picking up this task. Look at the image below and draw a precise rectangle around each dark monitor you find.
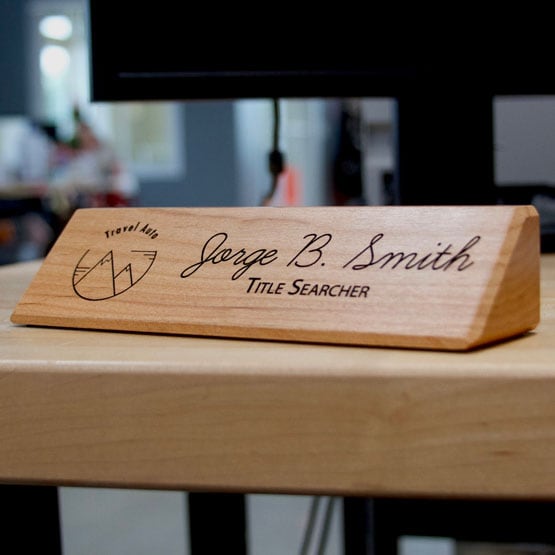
[87,2,554,102]
[88,4,420,102]
[87,2,554,206]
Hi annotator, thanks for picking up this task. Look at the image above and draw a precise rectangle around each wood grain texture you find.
[1,256,554,497]
[10,206,540,350]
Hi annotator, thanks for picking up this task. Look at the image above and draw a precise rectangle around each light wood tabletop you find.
[1,256,554,499]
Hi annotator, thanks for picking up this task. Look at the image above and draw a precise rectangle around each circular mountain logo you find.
[72,249,157,301]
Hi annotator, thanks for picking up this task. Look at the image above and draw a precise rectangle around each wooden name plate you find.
[11,205,539,350]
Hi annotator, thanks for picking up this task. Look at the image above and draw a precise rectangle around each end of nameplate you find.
[465,205,540,350]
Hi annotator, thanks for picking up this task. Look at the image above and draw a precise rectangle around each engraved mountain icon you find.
[73,249,157,300]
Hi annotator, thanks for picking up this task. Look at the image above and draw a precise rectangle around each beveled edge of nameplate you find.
[464,204,540,350]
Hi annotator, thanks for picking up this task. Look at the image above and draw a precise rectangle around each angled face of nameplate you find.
[11,206,540,350]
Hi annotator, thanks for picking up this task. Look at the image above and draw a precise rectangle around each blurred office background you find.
[2,1,555,554]
[2,1,555,267]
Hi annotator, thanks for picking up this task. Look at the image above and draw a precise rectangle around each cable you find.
[316,497,336,555]
[261,98,285,206]
[299,496,321,555]
[298,496,337,555]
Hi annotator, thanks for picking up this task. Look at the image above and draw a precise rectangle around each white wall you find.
[234,98,336,207]
[494,96,555,185]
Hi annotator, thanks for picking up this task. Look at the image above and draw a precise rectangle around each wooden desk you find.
[1,256,554,501]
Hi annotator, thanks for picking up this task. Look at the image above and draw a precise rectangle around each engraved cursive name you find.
[180,232,279,280]
[343,234,480,272]
[180,230,481,283]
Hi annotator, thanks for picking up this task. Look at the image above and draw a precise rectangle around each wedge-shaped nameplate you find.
[11,206,540,350]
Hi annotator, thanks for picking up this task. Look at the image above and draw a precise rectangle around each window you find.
[28,0,184,180]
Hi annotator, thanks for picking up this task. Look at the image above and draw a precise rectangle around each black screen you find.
[88,2,555,102]
[87,3,555,207]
